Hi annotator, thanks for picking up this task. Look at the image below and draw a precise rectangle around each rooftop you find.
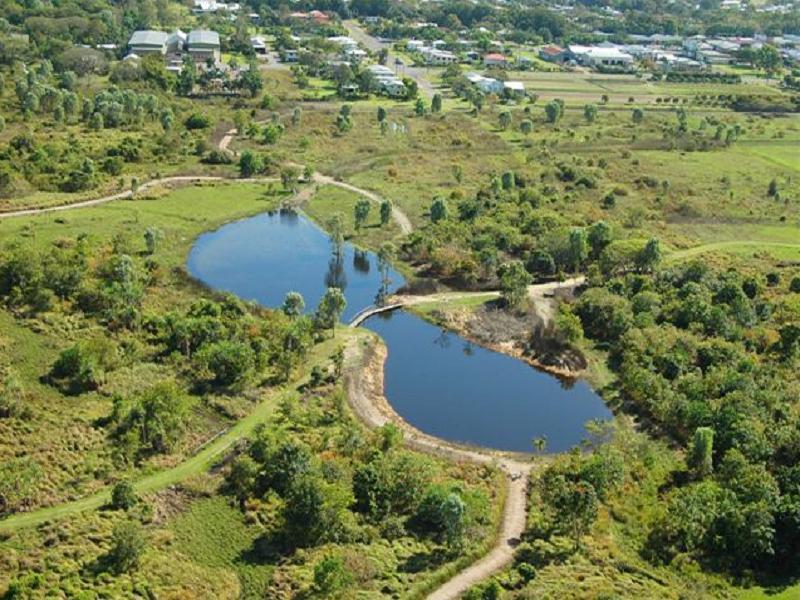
[187,29,220,47]
[128,30,168,47]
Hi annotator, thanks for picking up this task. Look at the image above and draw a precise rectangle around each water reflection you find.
[353,250,371,274]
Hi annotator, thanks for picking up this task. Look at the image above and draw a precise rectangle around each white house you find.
[466,72,503,94]
[407,39,426,52]
[504,80,526,97]
[568,45,633,68]
[422,48,458,65]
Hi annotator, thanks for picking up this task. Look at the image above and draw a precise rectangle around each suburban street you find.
[344,20,436,98]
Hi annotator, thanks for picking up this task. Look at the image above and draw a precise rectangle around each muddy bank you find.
[343,335,533,466]
[416,302,588,380]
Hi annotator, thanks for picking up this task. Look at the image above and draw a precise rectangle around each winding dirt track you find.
[344,338,533,600]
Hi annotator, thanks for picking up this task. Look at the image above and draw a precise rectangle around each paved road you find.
[343,20,435,99]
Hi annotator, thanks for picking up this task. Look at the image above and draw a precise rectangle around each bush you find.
[184,113,211,129]
[111,481,138,510]
[107,520,146,573]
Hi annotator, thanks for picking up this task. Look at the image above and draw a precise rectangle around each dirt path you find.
[311,172,414,234]
[344,338,533,599]
[0,176,280,219]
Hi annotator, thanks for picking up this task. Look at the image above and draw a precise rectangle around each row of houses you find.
[539,33,800,71]
[127,29,221,64]
[364,64,407,96]
[539,43,704,71]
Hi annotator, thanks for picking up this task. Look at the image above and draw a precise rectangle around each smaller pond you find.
[188,210,612,453]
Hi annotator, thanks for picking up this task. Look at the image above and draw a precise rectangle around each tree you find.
[567,228,588,271]
[380,200,392,226]
[768,178,778,197]
[282,291,305,317]
[336,104,352,133]
[239,62,263,97]
[195,341,256,388]
[176,55,195,95]
[227,454,258,503]
[520,119,533,135]
[430,198,448,223]
[498,110,511,130]
[545,100,562,124]
[415,97,426,117]
[583,103,598,123]
[291,107,302,126]
[431,93,442,113]
[377,106,387,122]
[498,260,532,310]
[354,199,371,231]
[688,427,714,479]
[110,481,138,510]
[280,166,299,192]
[637,238,661,272]
[108,520,146,573]
[756,44,781,77]
[587,221,612,259]
[143,226,163,255]
[543,474,598,550]
[238,150,263,177]
[316,287,346,336]
[632,108,644,124]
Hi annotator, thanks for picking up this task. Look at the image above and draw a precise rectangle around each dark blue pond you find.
[188,210,611,453]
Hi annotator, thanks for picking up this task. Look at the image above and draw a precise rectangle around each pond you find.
[187,210,612,453]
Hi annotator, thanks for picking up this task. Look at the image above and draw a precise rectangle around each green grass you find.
[172,496,273,598]
[302,183,403,248]
[0,330,352,533]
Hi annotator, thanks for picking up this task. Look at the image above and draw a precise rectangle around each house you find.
[407,39,426,52]
[539,45,567,63]
[422,48,458,65]
[382,78,407,97]
[466,72,503,94]
[344,47,368,63]
[127,30,168,55]
[193,0,240,14]
[697,49,734,64]
[283,48,299,62]
[250,36,267,54]
[187,29,221,62]
[483,53,508,67]
[504,80,526,97]
[309,10,330,23]
[568,45,634,68]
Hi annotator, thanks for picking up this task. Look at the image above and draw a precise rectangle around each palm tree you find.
[532,436,547,455]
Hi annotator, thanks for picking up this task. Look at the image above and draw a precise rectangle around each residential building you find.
[421,48,458,65]
[568,45,634,68]
[504,80,526,97]
[407,39,426,52]
[250,36,267,54]
[127,30,168,55]
[483,53,508,67]
[187,29,221,62]
[466,72,504,94]
[539,45,567,63]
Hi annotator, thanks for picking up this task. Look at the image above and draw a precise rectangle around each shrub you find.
[111,481,138,510]
[184,112,210,129]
